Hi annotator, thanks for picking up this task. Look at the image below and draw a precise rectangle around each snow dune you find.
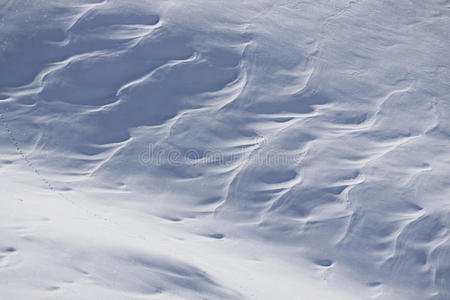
[1,0,449,299]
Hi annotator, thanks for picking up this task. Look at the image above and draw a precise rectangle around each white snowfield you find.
[0,0,449,299]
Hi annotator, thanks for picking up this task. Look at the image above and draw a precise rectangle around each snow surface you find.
[0,0,449,299]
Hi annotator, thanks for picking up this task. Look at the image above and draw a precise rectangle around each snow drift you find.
[1,0,449,299]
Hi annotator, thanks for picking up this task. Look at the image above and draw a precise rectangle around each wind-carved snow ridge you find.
[0,0,449,299]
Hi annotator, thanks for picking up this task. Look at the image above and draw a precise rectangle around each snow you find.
[1,0,449,299]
